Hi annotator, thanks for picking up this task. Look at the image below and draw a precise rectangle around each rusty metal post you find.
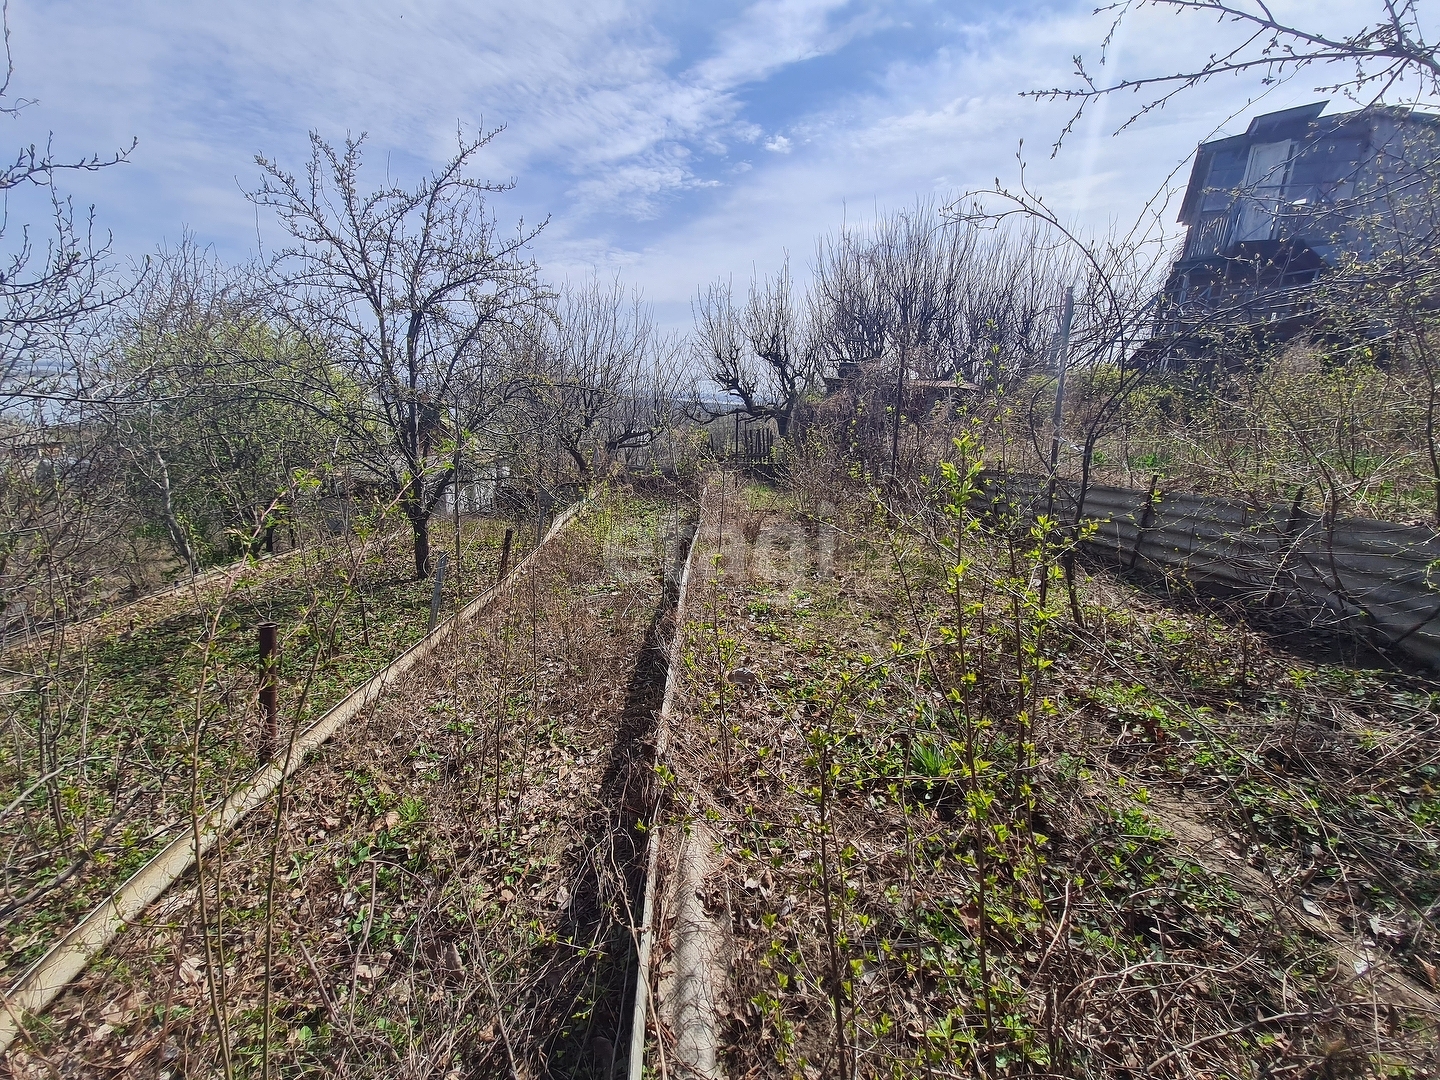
[1039,286,1076,609]
[1042,286,1077,524]
[496,528,514,585]
[258,621,278,757]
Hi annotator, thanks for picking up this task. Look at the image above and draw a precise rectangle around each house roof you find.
[1176,101,1440,224]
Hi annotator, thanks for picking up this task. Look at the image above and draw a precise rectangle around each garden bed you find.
[0,515,528,985]
[5,486,695,1079]
[650,472,1440,1077]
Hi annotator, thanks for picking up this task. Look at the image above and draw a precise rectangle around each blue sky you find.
[5,0,1382,332]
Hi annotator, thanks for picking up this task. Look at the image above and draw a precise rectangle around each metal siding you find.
[977,472,1440,670]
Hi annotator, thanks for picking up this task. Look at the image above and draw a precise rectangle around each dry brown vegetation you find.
[1,516,522,1051]
[650,470,1440,1078]
[8,6,1440,1076]
[5,487,694,1079]
[5,455,1439,1080]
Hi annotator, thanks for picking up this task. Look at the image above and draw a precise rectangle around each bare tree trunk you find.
[566,445,592,478]
[405,470,432,580]
[413,516,431,581]
[156,452,198,575]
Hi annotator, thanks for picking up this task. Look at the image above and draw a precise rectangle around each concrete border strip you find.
[658,819,728,1078]
[628,491,705,1080]
[0,500,587,1054]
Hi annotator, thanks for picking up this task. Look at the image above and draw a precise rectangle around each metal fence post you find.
[1039,287,1076,609]
[428,552,448,634]
[1042,286,1077,523]
[258,621,278,757]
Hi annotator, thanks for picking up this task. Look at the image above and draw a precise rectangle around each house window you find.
[1231,140,1293,244]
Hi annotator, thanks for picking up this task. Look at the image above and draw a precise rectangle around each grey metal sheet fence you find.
[978,472,1440,671]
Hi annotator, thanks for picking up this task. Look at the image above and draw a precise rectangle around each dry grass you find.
[654,472,1440,1078]
[7,466,1438,1080]
[4,487,697,1079]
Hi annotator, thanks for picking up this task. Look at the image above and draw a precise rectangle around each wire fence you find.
[979,471,1440,670]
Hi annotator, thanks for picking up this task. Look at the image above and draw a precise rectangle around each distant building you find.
[821,357,976,417]
[1157,101,1440,345]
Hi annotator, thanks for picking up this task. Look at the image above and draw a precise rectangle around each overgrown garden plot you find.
[656,470,1439,1077]
[0,516,524,986]
[6,488,691,1079]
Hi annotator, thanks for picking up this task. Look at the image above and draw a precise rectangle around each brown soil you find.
[6,487,694,1079]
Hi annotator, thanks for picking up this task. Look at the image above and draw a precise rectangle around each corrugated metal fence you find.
[978,472,1440,671]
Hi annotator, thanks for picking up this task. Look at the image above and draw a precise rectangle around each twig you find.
[1143,1010,1320,1075]
[472,938,520,1080]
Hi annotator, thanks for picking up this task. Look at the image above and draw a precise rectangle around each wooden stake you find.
[258,622,278,757]
[497,528,514,585]
[428,552,448,634]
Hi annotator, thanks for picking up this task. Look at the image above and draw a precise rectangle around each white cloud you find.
[9,0,893,231]
[1,0,1393,337]
[539,0,1389,330]
[693,0,871,89]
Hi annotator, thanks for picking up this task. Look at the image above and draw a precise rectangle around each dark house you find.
[1157,101,1440,345]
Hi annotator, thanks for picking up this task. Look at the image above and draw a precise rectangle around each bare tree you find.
[693,258,817,438]
[812,208,1076,392]
[1035,1,1440,154]
[813,203,1049,475]
[955,173,1174,619]
[528,277,684,477]
[0,1,136,633]
[252,129,544,578]
[956,222,1081,388]
[0,9,134,414]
